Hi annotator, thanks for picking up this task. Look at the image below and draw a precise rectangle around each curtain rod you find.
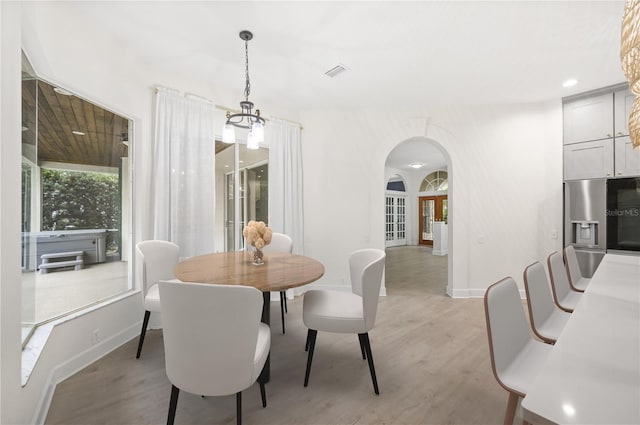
[154,86,303,130]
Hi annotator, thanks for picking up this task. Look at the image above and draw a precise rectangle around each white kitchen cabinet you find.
[614,136,640,177]
[614,88,634,137]
[563,139,614,180]
[563,93,614,145]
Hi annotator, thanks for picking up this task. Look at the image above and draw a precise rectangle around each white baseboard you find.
[292,283,387,297]
[450,287,526,299]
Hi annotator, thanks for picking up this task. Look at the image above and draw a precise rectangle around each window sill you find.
[21,290,139,386]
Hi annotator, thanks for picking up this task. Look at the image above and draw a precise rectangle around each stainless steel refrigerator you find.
[564,179,606,277]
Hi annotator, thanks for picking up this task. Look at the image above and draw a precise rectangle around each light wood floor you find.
[45,246,516,425]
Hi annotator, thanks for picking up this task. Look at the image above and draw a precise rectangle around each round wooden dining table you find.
[174,251,324,293]
[174,250,325,382]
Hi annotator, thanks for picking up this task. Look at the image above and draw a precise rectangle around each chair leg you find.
[358,333,379,395]
[305,328,311,351]
[236,392,242,425]
[259,380,267,408]
[303,329,318,387]
[279,292,286,334]
[167,385,180,425]
[504,392,519,425]
[358,335,367,360]
[136,310,151,359]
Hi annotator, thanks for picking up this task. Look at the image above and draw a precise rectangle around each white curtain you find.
[268,118,304,254]
[152,87,215,257]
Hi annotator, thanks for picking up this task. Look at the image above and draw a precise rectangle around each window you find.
[386,180,406,192]
[21,52,133,345]
[420,170,448,192]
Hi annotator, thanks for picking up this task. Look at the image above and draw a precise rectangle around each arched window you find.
[386,174,406,192]
[420,171,448,192]
[386,180,406,192]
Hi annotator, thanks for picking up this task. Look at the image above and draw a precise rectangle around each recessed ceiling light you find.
[409,162,424,169]
[53,87,74,96]
[72,131,85,136]
[563,78,578,88]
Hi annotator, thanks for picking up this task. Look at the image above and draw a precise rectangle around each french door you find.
[419,195,448,246]
[385,194,406,247]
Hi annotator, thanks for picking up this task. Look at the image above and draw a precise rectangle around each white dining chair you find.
[302,248,386,394]
[261,232,293,334]
[563,245,591,292]
[159,280,270,425]
[523,262,571,344]
[135,240,179,359]
[484,277,553,425]
[547,251,582,313]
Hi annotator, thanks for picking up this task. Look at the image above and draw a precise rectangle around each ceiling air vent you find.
[325,64,349,78]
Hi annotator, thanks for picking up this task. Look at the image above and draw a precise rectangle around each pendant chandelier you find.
[222,30,265,149]
[621,0,640,149]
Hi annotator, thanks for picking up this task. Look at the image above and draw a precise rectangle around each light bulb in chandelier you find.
[247,129,259,150]
[251,119,264,143]
[222,120,236,144]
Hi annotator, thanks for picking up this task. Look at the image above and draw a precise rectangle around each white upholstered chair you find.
[261,232,294,334]
[563,245,591,292]
[135,240,179,359]
[158,280,270,425]
[523,262,571,344]
[547,251,582,313]
[484,277,553,425]
[302,248,386,394]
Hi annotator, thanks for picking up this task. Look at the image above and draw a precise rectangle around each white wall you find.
[1,2,563,423]
[300,105,563,297]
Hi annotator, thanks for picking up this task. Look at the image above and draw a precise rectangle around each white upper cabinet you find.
[563,139,614,180]
[614,88,634,137]
[563,93,614,145]
[614,136,640,177]
[563,84,639,179]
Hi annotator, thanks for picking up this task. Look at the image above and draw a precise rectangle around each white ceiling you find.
[68,0,627,171]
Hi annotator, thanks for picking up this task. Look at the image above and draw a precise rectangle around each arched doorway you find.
[384,137,453,295]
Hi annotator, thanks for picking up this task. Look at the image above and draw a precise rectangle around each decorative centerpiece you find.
[242,220,272,265]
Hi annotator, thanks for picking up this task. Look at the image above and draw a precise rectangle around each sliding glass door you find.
[217,142,269,252]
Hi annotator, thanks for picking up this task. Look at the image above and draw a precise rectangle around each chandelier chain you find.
[244,39,251,101]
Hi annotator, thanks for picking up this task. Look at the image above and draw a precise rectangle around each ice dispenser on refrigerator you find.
[571,221,598,247]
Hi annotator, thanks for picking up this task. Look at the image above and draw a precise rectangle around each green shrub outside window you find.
[41,169,120,254]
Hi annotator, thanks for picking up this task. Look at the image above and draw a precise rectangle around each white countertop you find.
[521,253,640,425]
